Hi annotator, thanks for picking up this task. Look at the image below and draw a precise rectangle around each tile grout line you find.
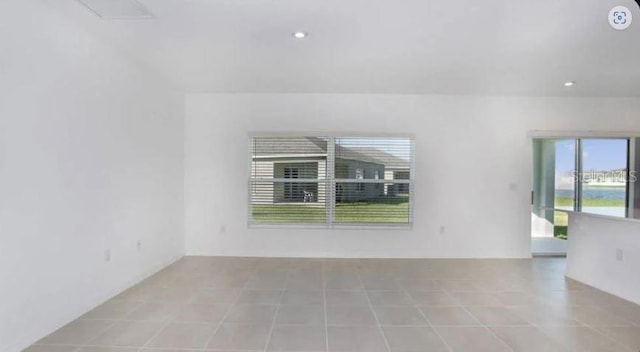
[71,319,120,352]
[199,261,259,352]
[440,288,516,352]
[27,258,640,352]
[133,272,208,352]
[72,300,145,352]
[134,307,178,351]
[520,282,639,350]
[398,280,454,352]
[537,321,635,352]
[262,265,291,352]
[322,261,329,352]
[356,270,392,352]
[33,283,181,351]
[516,293,580,352]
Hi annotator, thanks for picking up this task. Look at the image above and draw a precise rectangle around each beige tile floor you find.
[25,257,640,352]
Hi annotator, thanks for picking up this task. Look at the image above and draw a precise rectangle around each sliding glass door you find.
[532,137,632,240]
[553,139,577,239]
[532,139,576,239]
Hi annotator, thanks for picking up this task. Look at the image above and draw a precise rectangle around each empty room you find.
[2,0,640,351]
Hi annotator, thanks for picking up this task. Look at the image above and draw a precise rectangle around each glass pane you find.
[554,140,576,212]
[334,137,411,181]
[333,137,412,224]
[250,181,327,223]
[552,139,576,239]
[335,182,410,224]
[251,137,328,179]
[250,136,328,224]
[250,136,413,226]
[580,139,628,217]
[532,139,575,239]
[553,210,568,240]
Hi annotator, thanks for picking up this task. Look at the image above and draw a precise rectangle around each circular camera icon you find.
[609,6,633,30]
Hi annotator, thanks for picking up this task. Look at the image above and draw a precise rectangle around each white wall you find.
[0,1,184,351]
[185,94,640,258]
[566,213,640,305]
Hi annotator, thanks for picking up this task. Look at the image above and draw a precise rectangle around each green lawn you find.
[335,201,410,223]
[553,211,568,240]
[252,204,326,223]
[555,197,625,207]
[252,198,410,224]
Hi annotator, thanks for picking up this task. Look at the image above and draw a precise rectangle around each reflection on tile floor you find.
[25,257,640,351]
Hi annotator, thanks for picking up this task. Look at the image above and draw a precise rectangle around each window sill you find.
[248,223,413,230]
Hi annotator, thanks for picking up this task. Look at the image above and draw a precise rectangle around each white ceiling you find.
[42,0,640,96]
[76,0,153,19]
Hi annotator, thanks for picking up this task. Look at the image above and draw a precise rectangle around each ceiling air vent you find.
[76,0,154,20]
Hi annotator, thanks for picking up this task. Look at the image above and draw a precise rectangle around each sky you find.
[555,139,628,173]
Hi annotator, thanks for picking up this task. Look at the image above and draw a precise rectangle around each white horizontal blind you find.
[249,136,414,227]
[250,136,328,224]
[334,137,413,225]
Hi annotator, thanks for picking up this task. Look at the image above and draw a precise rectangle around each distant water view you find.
[556,186,626,201]
[555,185,626,217]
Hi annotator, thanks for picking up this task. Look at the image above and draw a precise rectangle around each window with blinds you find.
[249,136,414,227]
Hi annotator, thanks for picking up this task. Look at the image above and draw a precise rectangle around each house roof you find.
[253,137,410,170]
[335,146,409,170]
[252,137,327,156]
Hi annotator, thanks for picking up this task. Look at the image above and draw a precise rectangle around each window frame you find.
[283,166,300,201]
[531,131,639,223]
[575,138,631,217]
[355,168,365,192]
[248,133,415,229]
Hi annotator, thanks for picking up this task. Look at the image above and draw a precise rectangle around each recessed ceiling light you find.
[292,32,308,39]
[564,81,576,87]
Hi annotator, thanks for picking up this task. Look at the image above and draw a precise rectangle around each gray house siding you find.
[335,159,385,202]
[251,157,386,204]
[250,138,410,204]
[251,157,326,205]
[384,169,410,195]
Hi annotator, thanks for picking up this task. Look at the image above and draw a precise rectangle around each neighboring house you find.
[251,137,410,204]
[338,146,410,195]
